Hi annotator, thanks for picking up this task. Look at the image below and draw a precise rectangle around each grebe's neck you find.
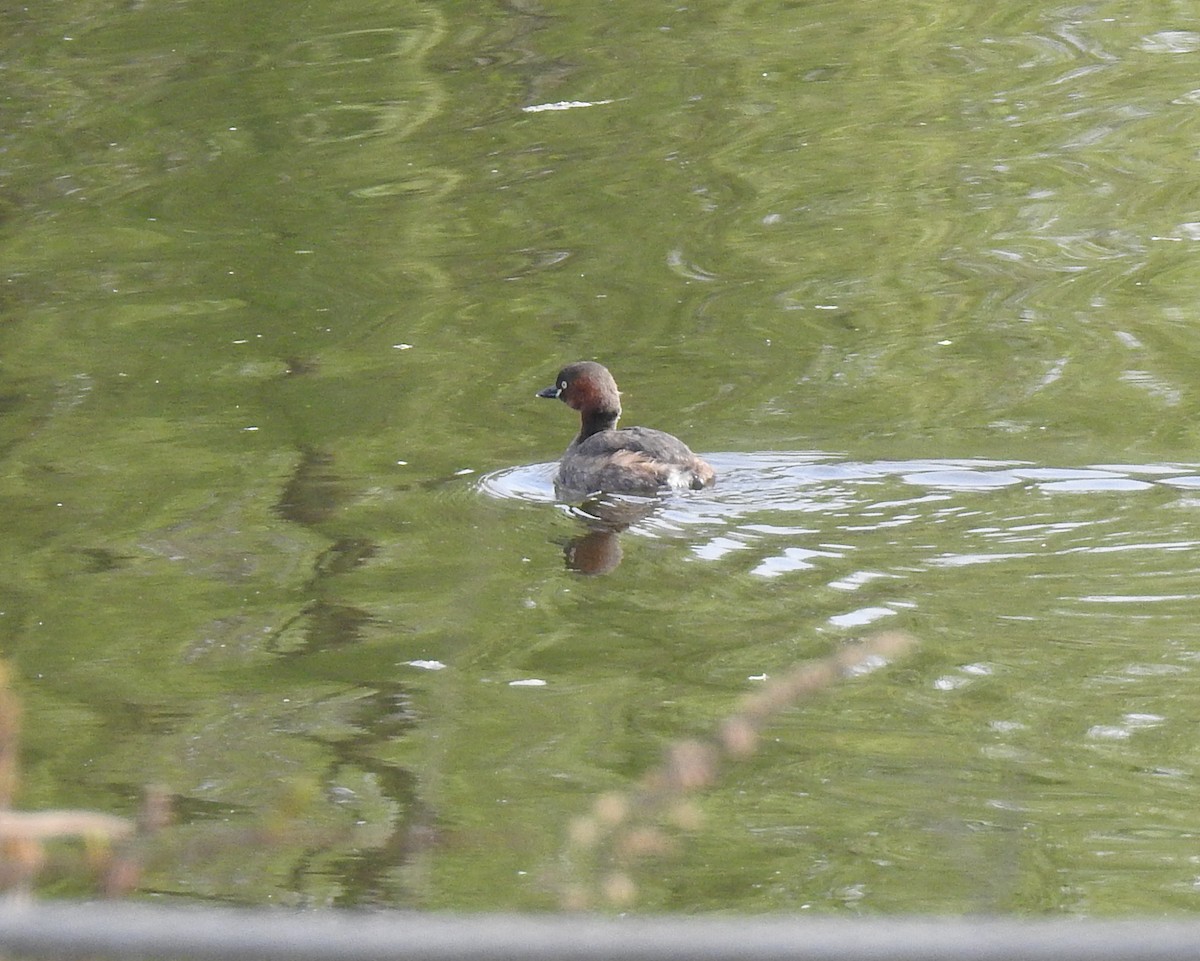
[577,407,619,442]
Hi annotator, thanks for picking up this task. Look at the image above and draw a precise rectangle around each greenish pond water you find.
[5,0,1200,914]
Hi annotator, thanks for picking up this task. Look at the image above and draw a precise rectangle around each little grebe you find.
[537,361,716,495]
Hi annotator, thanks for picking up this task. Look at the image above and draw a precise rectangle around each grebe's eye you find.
[559,381,568,390]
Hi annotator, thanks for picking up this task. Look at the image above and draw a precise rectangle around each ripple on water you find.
[476,461,558,504]
[283,27,432,65]
[477,453,1200,595]
[901,469,1023,490]
[1157,475,1200,488]
[1038,477,1155,492]
[1139,30,1200,53]
[478,452,1200,515]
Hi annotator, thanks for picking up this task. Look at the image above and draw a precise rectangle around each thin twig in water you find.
[560,631,917,909]
[0,660,169,896]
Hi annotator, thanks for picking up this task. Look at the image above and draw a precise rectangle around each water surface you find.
[3,0,1200,914]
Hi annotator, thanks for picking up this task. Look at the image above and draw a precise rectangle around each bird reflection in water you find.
[560,494,659,575]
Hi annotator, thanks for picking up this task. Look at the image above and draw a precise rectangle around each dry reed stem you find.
[561,630,917,909]
[0,811,135,842]
[0,661,169,896]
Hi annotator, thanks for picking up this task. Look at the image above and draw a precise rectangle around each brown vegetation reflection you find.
[559,631,918,910]
[0,661,169,896]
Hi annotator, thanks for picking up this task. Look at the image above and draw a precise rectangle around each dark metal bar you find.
[0,902,1198,961]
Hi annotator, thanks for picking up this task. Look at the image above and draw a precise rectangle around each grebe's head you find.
[537,361,621,416]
